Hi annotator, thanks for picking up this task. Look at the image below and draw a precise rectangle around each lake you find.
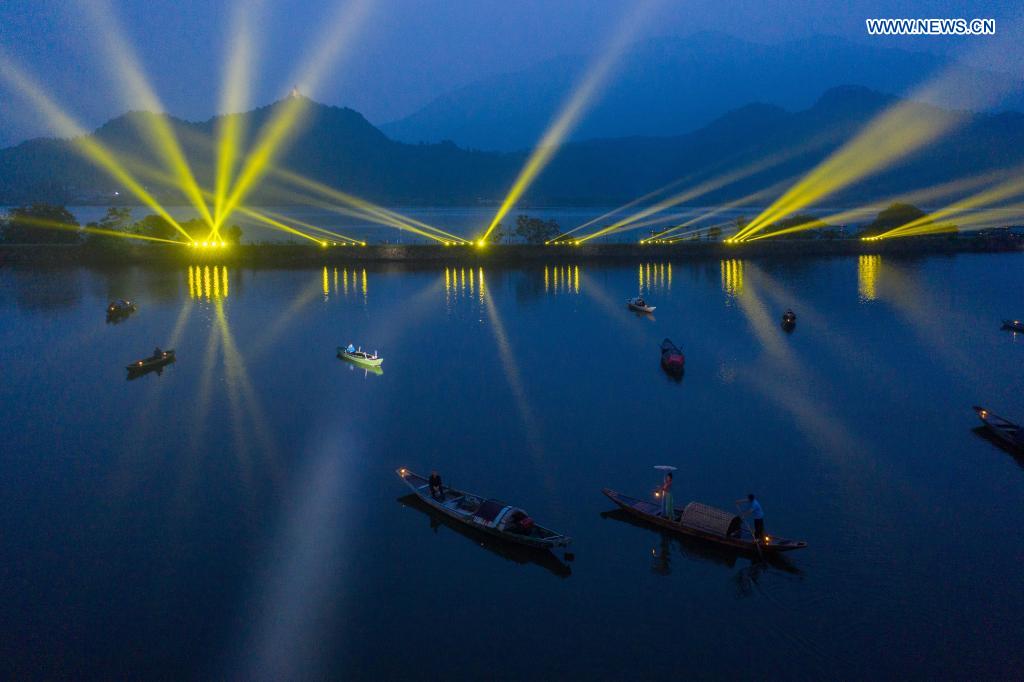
[1,252,1023,679]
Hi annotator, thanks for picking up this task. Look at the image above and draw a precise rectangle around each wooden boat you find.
[106,300,136,320]
[660,338,685,375]
[1001,319,1024,333]
[627,297,656,313]
[602,488,807,554]
[397,469,571,549]
[337,346,383,367]
[973,406,1024,451]
[782,309,797,328]
[126,349,175,373]
[398,493,571,577]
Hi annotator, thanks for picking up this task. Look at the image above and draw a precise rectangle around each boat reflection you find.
[971,426,1024,470]
[398,494,572,578]
[126,364,170,381]
[600,508,801,576]
[340,360,384,377]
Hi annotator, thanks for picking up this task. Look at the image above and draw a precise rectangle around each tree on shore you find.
[707,225,723,241]
[134,214,178,241]
[492,222,511,244]
[861,203,930,238]
[515,215,561,244]
[223,224,243,245]
[1,203,80,243]
[85,207,133,249]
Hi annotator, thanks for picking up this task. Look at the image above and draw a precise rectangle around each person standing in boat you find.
[737,493,765,540]
[658,471,674,520]
[428,471,444,500]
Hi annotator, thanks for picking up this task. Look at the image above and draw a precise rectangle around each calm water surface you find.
[2,253,1023,679]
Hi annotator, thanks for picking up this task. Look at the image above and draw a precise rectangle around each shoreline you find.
[1,237,1021,268]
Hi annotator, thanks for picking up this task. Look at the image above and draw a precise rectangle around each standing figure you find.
[659,471,674,520]
[736,493,765,540]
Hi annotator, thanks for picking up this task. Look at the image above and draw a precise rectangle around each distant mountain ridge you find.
[1,86,1023,212]
[380,31,1024,151]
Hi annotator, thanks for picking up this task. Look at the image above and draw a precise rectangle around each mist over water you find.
[1,253,1023,678]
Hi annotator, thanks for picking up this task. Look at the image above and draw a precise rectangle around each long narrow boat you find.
[126,349,175,374]
[397,469,571,549]
[660,338,685,376]
[602,488,806,554]
[337,346,383,368]
[398,494,571,577]
[627,297,656,313]
[973,406,1024,451]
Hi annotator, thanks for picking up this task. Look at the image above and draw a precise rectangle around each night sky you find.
[0,0,1021,147]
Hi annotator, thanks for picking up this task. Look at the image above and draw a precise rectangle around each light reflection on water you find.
[1,254,1024,679]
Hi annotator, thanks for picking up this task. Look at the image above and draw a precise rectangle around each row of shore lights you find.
[187,240,370,248]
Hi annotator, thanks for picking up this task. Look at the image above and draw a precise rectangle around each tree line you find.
[0,203,242,246]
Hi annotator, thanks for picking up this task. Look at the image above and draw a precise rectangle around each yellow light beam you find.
[660,220,737,243]
[641,180,792,242]
[117,158,360,246]
[579,154,789,243]
[748,171,1005,241]
[217,0,372,229]
[245,206,363,244]
[81,0,216,231]
[272,184,448,243]
[0,55,193,241]
[557,172,702,241]
[732,71,989,242]
[876,173,1024,239]
[215,11,255,228]
[273,168,464,243]
[482,2,654,241]
[237,208,333,245]
[8,215,190,245]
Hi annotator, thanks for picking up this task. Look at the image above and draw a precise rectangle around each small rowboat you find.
[973,406,1024,451]
[126,349,175,373]
[660,338,685,375]
[782,310,797,328]
[627,297,655,313]
[337,346,383,367]
[1001,319,1024,333]
[107,300,136,321]
[602,488,807,554]
[397,468,571,549]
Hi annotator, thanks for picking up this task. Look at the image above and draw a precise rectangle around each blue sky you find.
[0,0,1021,146]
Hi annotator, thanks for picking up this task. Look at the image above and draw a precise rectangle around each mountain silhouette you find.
[381,32,1024,151]
[1,86,1023,211]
